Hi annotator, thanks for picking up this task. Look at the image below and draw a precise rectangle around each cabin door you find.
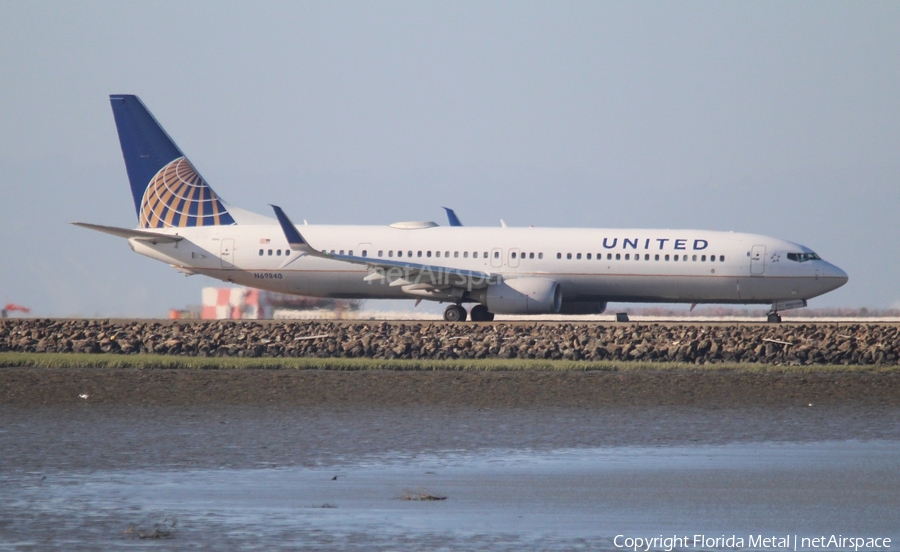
[750,245,766,275]
[220,238,235,269]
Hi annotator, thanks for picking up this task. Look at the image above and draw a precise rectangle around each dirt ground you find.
[2,367,898,408]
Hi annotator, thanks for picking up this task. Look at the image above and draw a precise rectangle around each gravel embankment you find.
[2,319,899,365]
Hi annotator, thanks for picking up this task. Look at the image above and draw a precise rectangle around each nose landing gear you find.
[765,299,807,323]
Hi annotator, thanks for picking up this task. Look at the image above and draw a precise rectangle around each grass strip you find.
[0,352,894,373]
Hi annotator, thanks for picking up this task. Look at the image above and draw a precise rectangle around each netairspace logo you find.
[613,534,892,552]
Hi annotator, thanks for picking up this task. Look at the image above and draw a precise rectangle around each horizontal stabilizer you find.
[71,222,184,244]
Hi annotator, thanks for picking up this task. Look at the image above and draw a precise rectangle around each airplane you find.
[74,95,848,323]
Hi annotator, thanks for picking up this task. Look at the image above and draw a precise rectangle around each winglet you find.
[442,207,463,227]
[270,205,314,253]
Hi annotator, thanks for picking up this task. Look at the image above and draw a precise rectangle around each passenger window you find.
[464,252,468,258]
[277,250,282,256]
[615,253,621,260]
[286,251,290,256]
[362,250,367,257]
[673,254,678,261]
[417,251,422,258]
[378,250,383,257]
[557,253,562,259]
[665,255,670,261]
[494,251,499,259]
[454,252,459,258]
[692,255,697,261]
[607,253,612,260]
[259,249,264,256]
[586,253,591,260]
[408,251,413,257]
[269,249,273,256]
[567,253,572,260]
[348,250,353,256]
[710,255,715,262]
[445,251,449,257]
[530,253,535,259]
[388,251,394,257]
[576,253,582,260]
[398,251,403,257]
[701,255,706,261]
[624,253,630,260]
[655,254,659,261]
[645,254,650,260]
[435,251,440,258]
[720,255,725,262]
[426,251,431,258]
[538,253,543,259]
[511,252,517,259]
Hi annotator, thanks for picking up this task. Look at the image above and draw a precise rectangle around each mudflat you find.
[2,366,898,407]
[4,366,899,549]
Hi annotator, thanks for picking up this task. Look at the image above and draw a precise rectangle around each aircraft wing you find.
[71,222,185,244]
[271,205,495,290]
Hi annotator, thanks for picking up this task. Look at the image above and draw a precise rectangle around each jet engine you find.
[481,278,562,315]
[559,301,608,315]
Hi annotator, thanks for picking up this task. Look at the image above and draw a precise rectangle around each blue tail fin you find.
[110,95,235,228]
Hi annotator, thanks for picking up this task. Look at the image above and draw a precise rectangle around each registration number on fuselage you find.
[253,272,283,280]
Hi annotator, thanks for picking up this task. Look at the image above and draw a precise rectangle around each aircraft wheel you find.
[443,304,467,322]
[470,304,494,322]
[767,313,782,324]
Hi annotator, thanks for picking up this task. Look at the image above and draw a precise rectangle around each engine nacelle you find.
[482,278,562,315]
[559,301,608,315]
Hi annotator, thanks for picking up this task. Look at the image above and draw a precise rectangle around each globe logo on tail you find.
[139,157,235,228]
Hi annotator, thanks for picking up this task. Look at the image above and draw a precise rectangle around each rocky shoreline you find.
[2,319,899,365]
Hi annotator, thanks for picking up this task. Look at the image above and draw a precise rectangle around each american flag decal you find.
[260,238,270,244]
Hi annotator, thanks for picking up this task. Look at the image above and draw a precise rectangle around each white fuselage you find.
[128,221,848,306]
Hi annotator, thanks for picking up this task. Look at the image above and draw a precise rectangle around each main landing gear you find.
[469,304,495,322]
[443,304,495,322]
[766,311,782,324]
[443,304,467,322]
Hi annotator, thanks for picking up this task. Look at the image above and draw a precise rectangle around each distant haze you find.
[1,2,898,317]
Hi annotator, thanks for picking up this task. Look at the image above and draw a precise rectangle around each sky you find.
[1,1,898,317]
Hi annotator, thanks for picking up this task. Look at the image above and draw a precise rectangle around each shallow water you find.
[1,405,898,550]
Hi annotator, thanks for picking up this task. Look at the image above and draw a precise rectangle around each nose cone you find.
[822,262,849,291]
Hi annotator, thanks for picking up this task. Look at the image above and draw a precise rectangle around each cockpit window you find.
[787,252,821,263]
